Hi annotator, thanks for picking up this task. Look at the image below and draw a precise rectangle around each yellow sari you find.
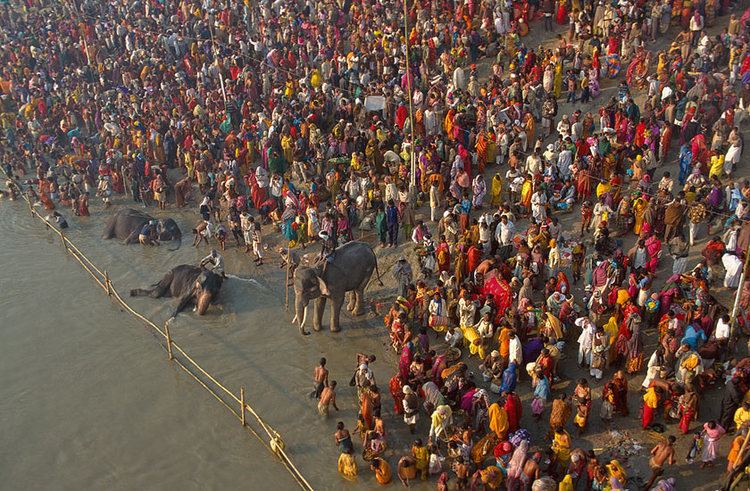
[709,154,725,178]
[488,403,509,438]
[604,316,619,363]
[545,313,563,339]
[281,135,293,164]
[461,326,485,358]
[338,452,358,480]
[490,175,503,206]
[595,181,611,198]
[606,460,627,485]
[553,62,563,99]
[632,197,647,235]
[552,430,571,464]
[559,474,575,491]
[520,180,533,208]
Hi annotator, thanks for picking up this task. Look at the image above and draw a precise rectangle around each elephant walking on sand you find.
[292,241,382,334]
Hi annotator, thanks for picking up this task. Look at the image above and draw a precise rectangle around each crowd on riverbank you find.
[3,0,750,489]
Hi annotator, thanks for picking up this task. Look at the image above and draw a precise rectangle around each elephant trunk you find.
[195,291,212,315]
[294,294,310,335]
[167,236,182,251]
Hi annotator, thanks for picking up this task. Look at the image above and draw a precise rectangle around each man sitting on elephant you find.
[139,220,160,246]
[200,249,225,277]
[318,230,337,289]
[293,241,382,334]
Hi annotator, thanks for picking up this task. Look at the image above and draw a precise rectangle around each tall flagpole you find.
[730,250,750,340]
[402,0,416,195]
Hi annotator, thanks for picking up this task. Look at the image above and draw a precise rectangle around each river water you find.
[0,197,410,490]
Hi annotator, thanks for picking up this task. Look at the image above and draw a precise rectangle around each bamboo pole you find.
[240,387,246,427]
[164,322,173,360]
[736,429,750,463]
[17,193,313,490]
[402,0,416,194]
[730,251,750,340]
[104,270,111,296]
[284,242,290,312]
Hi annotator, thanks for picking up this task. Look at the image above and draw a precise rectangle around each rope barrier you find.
[17,194,314,491]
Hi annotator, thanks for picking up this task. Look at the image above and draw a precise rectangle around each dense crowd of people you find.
[3,0,750,488]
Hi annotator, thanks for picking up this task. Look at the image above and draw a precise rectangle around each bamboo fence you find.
[19,196,313,491]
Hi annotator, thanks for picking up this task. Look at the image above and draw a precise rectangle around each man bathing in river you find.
[318,381,338,417]
[310,358,329,399]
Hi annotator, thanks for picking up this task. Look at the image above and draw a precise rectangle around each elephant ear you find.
[317,275,330,297]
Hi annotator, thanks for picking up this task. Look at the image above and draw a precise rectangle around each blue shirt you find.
[140,223,155,236]
[681,325,707,350]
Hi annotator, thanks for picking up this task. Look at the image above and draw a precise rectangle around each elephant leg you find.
[330,294,345,332]
[353,286,366,316]
[313,297,326,332]
[124,228,140,245]
[346,291,356,312]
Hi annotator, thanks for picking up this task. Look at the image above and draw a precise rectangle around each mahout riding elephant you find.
[292,241,381,334]
[102,208,182,249]
[130,265,223,318]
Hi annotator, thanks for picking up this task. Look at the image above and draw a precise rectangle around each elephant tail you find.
[373,252,384,287]
[131,271,173,298]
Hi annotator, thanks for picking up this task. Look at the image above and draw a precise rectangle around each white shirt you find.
[509,337,523,364]
[715,319,730,340]
[458,298,476,327]
[445,329,462,347]
[495,220,516,245]
[575,317,595,350]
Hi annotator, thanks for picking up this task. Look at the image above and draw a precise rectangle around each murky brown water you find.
[0,198,420,490]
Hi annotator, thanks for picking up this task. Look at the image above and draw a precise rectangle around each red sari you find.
[77,195,90,216]
[556,1,567,24]
[576,168,591,199]
[361,390,374,430]
[436,242,451,272]
[660,124,673,158]
[389,375,405,414]
[504,392,522,432]
[467,245,482,274]
[399,344,413,380]
[634,121,646,147]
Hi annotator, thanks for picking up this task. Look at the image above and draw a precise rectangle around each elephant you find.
[130,265,223,318]
[102,208,182,250]
[292,241,382,334]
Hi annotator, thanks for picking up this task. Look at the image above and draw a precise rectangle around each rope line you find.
[17,195,314,491]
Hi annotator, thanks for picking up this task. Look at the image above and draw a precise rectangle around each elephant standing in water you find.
[102,208,182,249]
[130,265,223,318]
[292,241,381,334]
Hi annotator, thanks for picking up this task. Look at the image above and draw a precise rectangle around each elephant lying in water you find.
[292,241,382,334]
[130,265,223,318]
[102,208,182,249]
